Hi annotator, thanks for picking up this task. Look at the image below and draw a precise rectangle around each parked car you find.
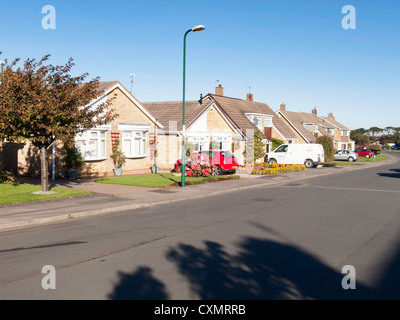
[354,147,373,158]
[264,143,325,168]
[334,150,358,162]
[391,145,400,150]
[174,150,239,175]
[372,149,381,155]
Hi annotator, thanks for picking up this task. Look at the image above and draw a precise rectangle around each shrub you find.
[271,138,284,151]
[243,130,266,164]
[316,136,335,162]
[64,143,85,170]
[184,161,214,177]
[110,139,126,168]
[0,170,18,184]
[369,144,382,152]
[177,153,215,177]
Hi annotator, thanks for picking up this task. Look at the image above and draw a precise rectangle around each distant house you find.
[143,84,293,167]
[319,113,354,151]
[276,104,354,150]
[1,81,164,177]
[142,94,245,168]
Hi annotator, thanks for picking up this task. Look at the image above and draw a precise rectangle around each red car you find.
[354,147,373,158]
[174,150,239,175]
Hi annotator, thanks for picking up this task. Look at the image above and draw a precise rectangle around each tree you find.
[316,136,335,162]
[271,138,284,151]
[0,55,116,192]
[243,130,266,164]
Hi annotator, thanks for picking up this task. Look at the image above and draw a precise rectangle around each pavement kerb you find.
[0,155,398,233]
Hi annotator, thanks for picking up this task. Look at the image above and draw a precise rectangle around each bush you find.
[316,136,335,162]
[110,139,126,168]
[243,130,266,164]
[0,170,18,184]
[369,144,382,152]
[64,143,85,170]
[271,138,284,151]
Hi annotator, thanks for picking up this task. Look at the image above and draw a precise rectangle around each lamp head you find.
[191,25,205,32]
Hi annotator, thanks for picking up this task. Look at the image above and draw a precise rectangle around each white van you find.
[265,144,325,168]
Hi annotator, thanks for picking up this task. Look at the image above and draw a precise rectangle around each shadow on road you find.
[377,168,400,179]
[108,266,168,300]
[108,236,385,300]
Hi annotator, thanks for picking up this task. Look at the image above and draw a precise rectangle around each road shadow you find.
[165,238,375,300]
[108,237,376,300]
[377,168,400,179]
[108,266,168,300]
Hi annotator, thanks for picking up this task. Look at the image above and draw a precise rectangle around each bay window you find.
[122,131,147,157]
[118,123,150,158]
[76,130,106,160]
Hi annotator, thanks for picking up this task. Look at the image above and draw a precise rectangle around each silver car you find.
[334,150,359,162]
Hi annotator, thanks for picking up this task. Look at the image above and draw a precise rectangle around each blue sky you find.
[0,0,399,130]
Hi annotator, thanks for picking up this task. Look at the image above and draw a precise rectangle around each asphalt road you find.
[1,152,399,300]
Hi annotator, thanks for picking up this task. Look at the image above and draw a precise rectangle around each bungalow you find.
[142,84,294,167]
[0,81,164,177]
[142,94,245,168]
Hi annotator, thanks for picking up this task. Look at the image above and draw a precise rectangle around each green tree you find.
[316,136,335,162]
[271,138,284,151]
[351,133,370,146]
[243,130,266,164]
[0,55,117,192]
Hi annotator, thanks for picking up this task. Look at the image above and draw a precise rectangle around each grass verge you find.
[94,173,240,188]
[325,154,388,166]
[0,183,93,206]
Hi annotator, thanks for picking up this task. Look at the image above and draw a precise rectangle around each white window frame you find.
[75,130,107,161]
[118,123,151,159]
[304,123,313,132]
[122,130,148,158]
[211,135,231,151]
[188,136,209,152]
[245,113,263,130]
[264,116,273,128]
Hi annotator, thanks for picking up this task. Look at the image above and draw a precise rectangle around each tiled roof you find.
[209,94,275,138]
[320,116,350,131]
[141,100,213,131]
[96,81,120,94]
[79,81,141,102]
[272,116,298,139]
[318,126,330,137]
[279,110,318,142]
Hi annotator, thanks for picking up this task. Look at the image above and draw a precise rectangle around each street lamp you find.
[181,25,205,188]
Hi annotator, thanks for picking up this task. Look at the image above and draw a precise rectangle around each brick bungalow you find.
[0,81,164,177]
[142,84,293,167]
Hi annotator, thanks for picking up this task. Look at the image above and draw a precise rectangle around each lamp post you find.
[181,25,205,188]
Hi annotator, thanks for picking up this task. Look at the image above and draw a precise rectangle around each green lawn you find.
[326,154,388,166]
[95,173,239,188]
[0,183,93,206]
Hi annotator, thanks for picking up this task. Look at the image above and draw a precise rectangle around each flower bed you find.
[177,153,215,177]
[237,162,306,175]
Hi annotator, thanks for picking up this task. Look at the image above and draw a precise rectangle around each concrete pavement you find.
[0,154,398,233]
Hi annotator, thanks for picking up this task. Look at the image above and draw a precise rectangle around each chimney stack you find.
[215,84,224,96]
[312,107,317,116]
[280,103,286,112]
[328,112,335,120]
[246,93,253,102]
